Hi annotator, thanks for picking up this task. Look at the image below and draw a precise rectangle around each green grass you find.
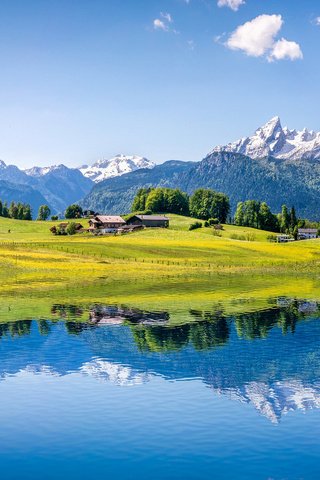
[0,213,319,307]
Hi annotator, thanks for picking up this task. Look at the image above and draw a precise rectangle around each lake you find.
[1,297,320,479]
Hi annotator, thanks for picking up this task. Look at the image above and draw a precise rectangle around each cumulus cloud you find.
[269,38,303,61]
[218,0,245,11]
[226,14,282,56]
[315,17,320,26]
[225,14,303,61]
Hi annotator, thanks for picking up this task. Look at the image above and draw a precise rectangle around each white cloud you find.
[153,18,168,31]
[269,38,303,61]
[315,17,320,26]
[225,14,303,61]
[226,14,282,56]
[218,0,245,11]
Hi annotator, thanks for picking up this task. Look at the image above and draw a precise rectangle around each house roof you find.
[298,228,318,233]
[95,215,126,224]
[134,215,169,221]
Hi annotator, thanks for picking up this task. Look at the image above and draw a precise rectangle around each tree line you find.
[132,187,320,235]
[234,201,308,237]
[132,187,230,223]
[0,200,32,220]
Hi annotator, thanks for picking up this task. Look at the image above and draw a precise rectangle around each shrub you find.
[267,234,277,242]
[212,229,222,237]
[204,221,209,227]
[66,222,77,235]
[51,215,59,221]
[208,218,219,226]
[230,232,256,242]
[230,233,246,241]
[189,222,202,231]
[246,233,256,242]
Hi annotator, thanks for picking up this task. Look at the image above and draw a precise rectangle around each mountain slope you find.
[182,152,320,218]
[81,160,195,213]
[28,165,93,213]
[82,152,320,219]
[0,159,96,214]
[0,180,48,216]
[80,154,155,183]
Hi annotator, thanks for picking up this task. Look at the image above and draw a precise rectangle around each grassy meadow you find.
[0,213,320,322]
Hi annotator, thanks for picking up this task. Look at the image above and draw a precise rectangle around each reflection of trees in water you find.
[51,304,84,319]
[0,299,319,350]
[65,322,88,336]
[0,320,32,338]
[37,320,51,336]
[129,300,320,353]
[131,315,230,353]
[132,324,190,352]
[235,301,306,340]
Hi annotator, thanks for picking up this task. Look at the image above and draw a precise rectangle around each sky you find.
[0,0,319,168]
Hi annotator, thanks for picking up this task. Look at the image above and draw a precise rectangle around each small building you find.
[88,215,126,234]
[117,224,144,234]
[276,234,294,243]
[127,215,169,228]
[298,228,318,240]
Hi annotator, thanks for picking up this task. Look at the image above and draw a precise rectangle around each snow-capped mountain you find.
[210,116,320,161]
[80,154,155,183]
[24,164,64,177]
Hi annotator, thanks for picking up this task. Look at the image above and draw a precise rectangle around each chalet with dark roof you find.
[127,214,169,228]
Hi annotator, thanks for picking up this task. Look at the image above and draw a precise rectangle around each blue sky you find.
[0,0,319,168]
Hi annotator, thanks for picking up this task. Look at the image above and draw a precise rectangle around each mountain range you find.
[79,154,155,183]
[2,117,320,218]
[0,154,156,216]
[82,118,320,219]
[211,116,320,161]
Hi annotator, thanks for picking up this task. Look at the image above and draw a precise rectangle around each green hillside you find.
[0,214,319,322]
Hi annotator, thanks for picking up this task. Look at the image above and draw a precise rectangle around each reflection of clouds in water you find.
[212,380,320,423]
[80,359,151,386]
[0,364,60,380]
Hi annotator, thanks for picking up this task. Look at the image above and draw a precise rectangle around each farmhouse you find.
[88,215,126,233]
[276,234,294,243]
[127,215,169,228]
[298,228,318,240]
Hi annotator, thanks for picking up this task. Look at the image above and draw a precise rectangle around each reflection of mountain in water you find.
[1,300,320,422]
[213,380,320,424]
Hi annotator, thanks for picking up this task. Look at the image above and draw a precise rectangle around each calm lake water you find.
[1,299,320,479]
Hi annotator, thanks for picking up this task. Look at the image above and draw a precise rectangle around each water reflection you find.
[0,299,320,422]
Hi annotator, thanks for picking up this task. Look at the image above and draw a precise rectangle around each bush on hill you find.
[189,221,202,231]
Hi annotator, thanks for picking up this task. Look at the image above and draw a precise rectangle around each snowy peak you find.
[24,164,68,177]
[257,116,282,141]
[80,154,155,183]
[210,117,320,161]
